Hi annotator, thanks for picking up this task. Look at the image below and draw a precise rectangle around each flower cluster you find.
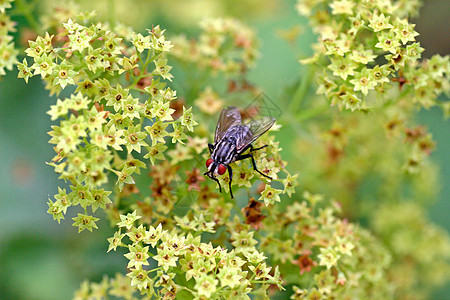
[19,16,197,232]
[259,192,394,299]
[372,202,450,299]
[297,0,449,111]
[289,103,450,298]
[171,18,259,76]
[0,0,17,76]
[14,1,449,299]
[102,211,283,299]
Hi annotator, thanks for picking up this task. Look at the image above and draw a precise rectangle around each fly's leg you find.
[208,143,214,154]
[212,175,223,193]
[235,152,272,180]
[250,145,268,152]
[227,165,234,198]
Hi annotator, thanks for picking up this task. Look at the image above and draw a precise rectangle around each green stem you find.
[289,65,316,113]
[129,51,162,90]
[107,0,116,28]
[147,266,162,273]
[15,0,40,32]
[296,104,329,121]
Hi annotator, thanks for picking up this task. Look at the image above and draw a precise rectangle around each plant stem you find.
[15,0,40,32]
[296,104,329,121]
[289,65,316,113]
[107,0,116,28]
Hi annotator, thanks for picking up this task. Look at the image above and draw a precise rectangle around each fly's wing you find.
[236,117,276,153]
[214,106,242,143]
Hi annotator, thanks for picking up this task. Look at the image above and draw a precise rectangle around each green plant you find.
[6,0,449,299]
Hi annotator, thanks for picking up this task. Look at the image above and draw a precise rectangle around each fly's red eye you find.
[218,164,226,175]
[206,158,214,168]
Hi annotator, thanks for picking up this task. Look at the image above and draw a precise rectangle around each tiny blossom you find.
[368,13,393,32]
[318,247,341,270]
[194,87,224,115]
[144,223,165,247]
[258,157,280,179]
[270,238,295,264]
[217,266,242,288]
[68,29,92,53]
[169,123,187,144]
[17,59,32,83]
[105,124,126,151]
[107,230,125,252]
[348,13,365,36]
[153,57,173,81]
[31,53,54,78]
[52,60,76,88]
[153,247,178,272]
[350,67,376,96]
[406,43,424,62]
[303,191,324,206]
[233,163,254,187]
[248,262,272,280]
[370,65,391,84]
[72,213,99,232]
[294,253,317,275]
[0,40,18,74]
[328,55,359,80]
[186,136,208,154]
[350,48,376,64]
[127,224,147,244]
[144,143,168,165]
[195,274,218,298]
[54,187,71,214]
[94,78,111,101]
[145,121,169,145]
[47,199,64,223]
[150,29,174,52]
[47,99,69,121]
[85,107,107,131]
[244,251,268,265]
[75,79,98,97]
[117,210,141,230]
[127,266,152,291]
[121,96,141,120]
[91,189,112,212]
[70,183,94,208]
[394,19,419,44]
[124,244,150,268]
[106,84,129,112]
[167,144,193,164]
[259,185,282,206]
[231,230,258,254]
[132,33,151,53]
[85,47,104,73]
[375,31,401,54]
[336,236,355,256]
[151,100,175,122]
[281,173,299,197]
[124,124,148,153]
[329,0,355,15]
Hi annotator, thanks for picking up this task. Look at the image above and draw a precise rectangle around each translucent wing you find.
[215,106,242,143]
[236,116,276,152]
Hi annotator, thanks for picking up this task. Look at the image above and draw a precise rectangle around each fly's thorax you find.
[211,139,237,165]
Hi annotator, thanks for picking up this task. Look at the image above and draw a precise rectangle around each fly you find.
[204,106,276,198]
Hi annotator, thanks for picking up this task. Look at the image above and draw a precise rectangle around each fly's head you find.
[204,158,227,179]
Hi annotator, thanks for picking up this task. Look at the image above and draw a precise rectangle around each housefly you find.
[204,106,276,198]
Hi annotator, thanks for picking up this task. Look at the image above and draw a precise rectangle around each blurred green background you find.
[0,0,448,299]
